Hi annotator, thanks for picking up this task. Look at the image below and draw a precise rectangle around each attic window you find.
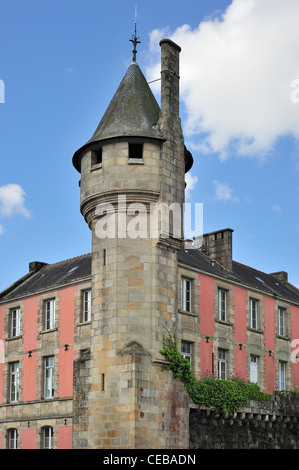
[91,148,102,167]
[68,266,79,274]
[129,143,143,158]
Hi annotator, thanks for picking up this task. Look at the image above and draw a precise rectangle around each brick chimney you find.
[202,229,234,271]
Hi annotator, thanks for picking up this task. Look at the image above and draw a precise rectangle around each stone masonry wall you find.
[189,394,299,449]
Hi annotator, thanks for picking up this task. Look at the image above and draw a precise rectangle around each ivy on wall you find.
[160,333,271,414]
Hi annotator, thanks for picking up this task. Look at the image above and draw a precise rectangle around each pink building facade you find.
[0,230,298,448]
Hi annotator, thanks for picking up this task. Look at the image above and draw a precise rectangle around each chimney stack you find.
[202,229,234,271]
[159,39,181,125]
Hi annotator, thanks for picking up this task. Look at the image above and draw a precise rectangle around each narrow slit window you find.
[129,143,143,158]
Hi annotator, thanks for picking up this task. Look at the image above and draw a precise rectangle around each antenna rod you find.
[130,6,141,62]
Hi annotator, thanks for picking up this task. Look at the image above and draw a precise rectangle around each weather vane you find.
[130,6,141,62]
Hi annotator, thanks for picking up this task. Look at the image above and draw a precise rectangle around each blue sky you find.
[0,0,298,291]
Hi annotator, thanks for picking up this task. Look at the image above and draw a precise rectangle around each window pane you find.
[218,290,226,321]
[46,300,55,330]
[279,308,285,336]
[250,299,258,329]
[83,290,91,322]
[181,278,191,312]
[8,429,17,449]
[10,362,19,402]
[44,356,54,398]
[11,308,20,337]
[181,342,192,363]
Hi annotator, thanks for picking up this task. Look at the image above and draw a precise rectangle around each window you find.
[92,148,102,166]
[250,299,258,329]
[250,355,259,383]
[278,307,285,336]
[44,356,54,399]
[181,278,192,312]
[82,290,91,322]
[218,349,227,380]
[129,143,143,158]
[8,429,18,449]
[10,362,19,403]
[45,299,55,330]
[279,361,286,391]
[42,426,53,449]
[11,308,20,337]
[181,341,192,364]
[218,290,227,321]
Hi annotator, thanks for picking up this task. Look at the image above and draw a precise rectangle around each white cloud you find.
[213,180,238,202]
[0,184,31,219]
[272,205,282,213]
[0,225,3,235]
[185,172,198,199]
[146,0,299,160]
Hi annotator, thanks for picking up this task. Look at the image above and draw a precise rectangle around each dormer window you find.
[129,143,143,159]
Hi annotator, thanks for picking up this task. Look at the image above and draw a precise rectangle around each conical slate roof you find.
[73,62,163,172]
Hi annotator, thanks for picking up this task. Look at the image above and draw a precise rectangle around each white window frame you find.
[45,299,55,330]
[8,428,18,449]
[181,341,192,364]
[250,299,258,329]
[44,356,54,399]
[10,362,19,403]
[83,290,91,322]
[218,349,227,380]
[11,308,20,337]
[43,426,53,449]
[218,289,227,322]
[250,355,259,383]
[181,278,192,312]
[278,307,285,336]
[279,361,286,391]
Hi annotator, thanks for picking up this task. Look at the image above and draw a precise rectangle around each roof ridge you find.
[48,252,91,267]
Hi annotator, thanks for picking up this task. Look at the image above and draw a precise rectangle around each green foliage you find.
[160,333,271,414]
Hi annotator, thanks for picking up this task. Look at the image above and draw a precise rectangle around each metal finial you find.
[130,6,141,62]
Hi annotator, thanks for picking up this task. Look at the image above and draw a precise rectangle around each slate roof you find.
[73,62,163,172]
[1,247,298,305]
[178,247,299,304]
[0,254,92,303]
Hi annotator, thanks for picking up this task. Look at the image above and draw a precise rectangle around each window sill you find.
[40,328,58,335]
[128,158,144,165]
[77,321,91,327]
[178,309,197,317]
[276,335,291,341]
[216,319,234,327]
[247,327,264,334]
[6,335,22,342]
[91,163,102,171]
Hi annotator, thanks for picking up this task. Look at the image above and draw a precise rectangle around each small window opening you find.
[129,143,143,158]
[103,249,106,266]
[92,148,102,166]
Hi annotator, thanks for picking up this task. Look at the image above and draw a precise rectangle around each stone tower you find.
[72,38,193,449]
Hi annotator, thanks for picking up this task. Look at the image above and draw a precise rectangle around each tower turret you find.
[72,37,192,449]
